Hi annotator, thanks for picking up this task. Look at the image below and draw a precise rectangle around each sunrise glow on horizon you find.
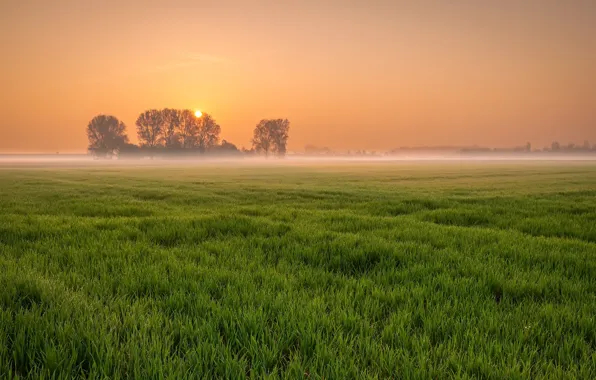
[1,1,595,153]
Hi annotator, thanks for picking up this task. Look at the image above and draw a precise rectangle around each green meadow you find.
[0,161,595,379]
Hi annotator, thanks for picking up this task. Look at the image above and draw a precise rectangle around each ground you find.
[0,161,595,378]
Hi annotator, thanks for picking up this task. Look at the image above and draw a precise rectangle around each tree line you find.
[459,140,596,154]
[86,109,290,158]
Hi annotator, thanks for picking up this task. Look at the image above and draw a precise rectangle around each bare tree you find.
[136,109,164,148]
[86,115,129,158]
[252,119,290,157]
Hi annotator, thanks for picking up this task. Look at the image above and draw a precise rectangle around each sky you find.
[1,0,595,153]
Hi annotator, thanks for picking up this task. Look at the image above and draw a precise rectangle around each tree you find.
[172,110,222,151]
[161,108,181,148]
[305,144,332,155]
[196,113,221,151]
[252,120,273,156]
[136,109,164,148]
[251,119,290,157]
[118,143,143,159]
[177,109,200,149]
[209,139,241,156]
[241,146,255,156]
[86,115,129,158]
[551,141,560,152]
[220,139,238,151]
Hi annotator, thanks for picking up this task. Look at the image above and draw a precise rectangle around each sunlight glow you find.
[195,110,202,117]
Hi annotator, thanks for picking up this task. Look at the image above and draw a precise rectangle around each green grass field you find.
[1,161,595,379]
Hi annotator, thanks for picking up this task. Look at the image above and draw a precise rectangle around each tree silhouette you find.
[252,121,272,156]
[136,109,164,148]
[118,143,142,159]
[196,113,221,151]
[177,109,200,149]
[210,139,241,156]
[252,119,290,157]
[220,139,238,151]
[86,115,129,158]
[161,108,181,148]
[171,110,222,151]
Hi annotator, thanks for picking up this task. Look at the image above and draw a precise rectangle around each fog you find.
[1,154,595,169]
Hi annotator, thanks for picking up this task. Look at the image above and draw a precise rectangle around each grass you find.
[0,161,595,379]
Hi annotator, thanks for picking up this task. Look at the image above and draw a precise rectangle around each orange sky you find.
[1,0,595,153]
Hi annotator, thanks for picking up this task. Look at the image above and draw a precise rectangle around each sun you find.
[194,110,202,117]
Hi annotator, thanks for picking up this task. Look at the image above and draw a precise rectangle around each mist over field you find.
[2,153,596,166]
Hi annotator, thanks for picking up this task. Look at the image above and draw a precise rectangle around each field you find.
[0,161,595,379]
